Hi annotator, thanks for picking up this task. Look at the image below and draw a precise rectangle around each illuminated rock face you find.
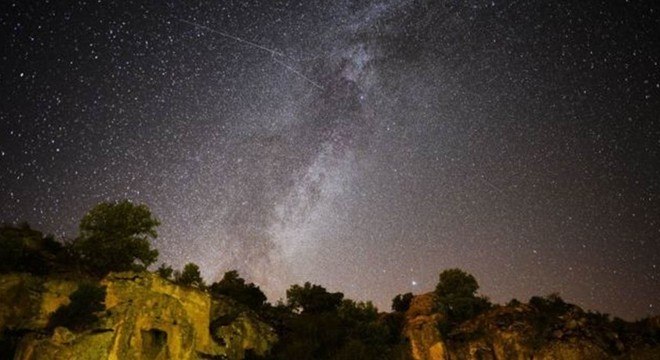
[401,293,658,360]
[402,292,448,360]
[3,272,276,360]
[0,273,77,331]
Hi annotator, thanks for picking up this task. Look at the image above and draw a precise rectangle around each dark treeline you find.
[1,200,659,359]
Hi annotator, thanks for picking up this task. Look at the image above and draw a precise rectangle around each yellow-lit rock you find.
[8,272,276,360]
[403,292,448,360]
[0,273,77,330]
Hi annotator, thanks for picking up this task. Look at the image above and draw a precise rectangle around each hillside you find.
[1,271,659,360]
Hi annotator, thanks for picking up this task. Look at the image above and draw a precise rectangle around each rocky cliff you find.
[402,293,660,360]
[0,272,276,360]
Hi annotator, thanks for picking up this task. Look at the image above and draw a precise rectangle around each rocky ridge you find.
[0,271,276,360]
[401,292,660,360]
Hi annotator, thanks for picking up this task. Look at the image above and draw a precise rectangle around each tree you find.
[47,283,106,332]
[74,200,160,275]
[435,268,491,330]
[391,292,414,312]
[435,268,479,298]
[156,263,173,280]
[0,223,63,275]
[286,282,344,314]
[208,270,267,310]
[176,263,204,287]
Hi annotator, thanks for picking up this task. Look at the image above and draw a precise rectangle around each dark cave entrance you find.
[141,328,168,359]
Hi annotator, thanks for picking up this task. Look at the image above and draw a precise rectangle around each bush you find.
[175,263,204,287]
[391,293,414,312]
[48,283,106,332]
[0,223,63,275]
[208,270,267,310]
[156,263,174,280]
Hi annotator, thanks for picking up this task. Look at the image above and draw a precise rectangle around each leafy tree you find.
[436,268,479,298]
[176,263,204,287]
[47,283,106,332]
[528,293,571,317]
[270,290,397,360]
[435,268,491,331]
[286,282,344,314]
[209,270,267,310]
[74,200,160,275]
[156,263,174,280]
[338,300,379,324]
[391,292,414,312]
[0,223,63,275]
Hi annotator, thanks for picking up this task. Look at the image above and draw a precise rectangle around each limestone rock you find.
[403,293,447,360]
[212,307,278,359]
[9,272,276,360]
[0,273,77,330]
[534,339,609,360]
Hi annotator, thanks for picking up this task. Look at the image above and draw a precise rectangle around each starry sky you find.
[1,0,659,320]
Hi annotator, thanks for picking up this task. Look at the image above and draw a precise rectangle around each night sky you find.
[1,1,659,320]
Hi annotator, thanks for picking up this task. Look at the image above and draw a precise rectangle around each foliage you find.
[0,223,64,275]
[74,200,160,275]
[528,292,570,314]
[175,263,204,287]
[506,298,522,307]
[435,268,491,335]
[286,282,344,314]
[436,268,479,298]
[264,283,399,360]
[208,270,267,310]
[156,263,173,279]
[525,293,572,349]
[47,283,106,332]
[391,292,414,312]
[338,300,379,324]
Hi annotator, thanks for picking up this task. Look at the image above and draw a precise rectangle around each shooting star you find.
[480,175,504,194]
[178,18,323,90]
[271,56,324,90]
[178,18,284,57]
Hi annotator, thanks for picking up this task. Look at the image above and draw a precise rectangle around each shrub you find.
[208,270,267,310]
[175,263,204,287]
[48,283,106,332]
[391,293,414,312]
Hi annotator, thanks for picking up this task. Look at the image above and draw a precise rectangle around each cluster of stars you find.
[1,1,659,319]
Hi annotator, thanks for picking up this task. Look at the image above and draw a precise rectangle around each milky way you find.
[1,1,659,319]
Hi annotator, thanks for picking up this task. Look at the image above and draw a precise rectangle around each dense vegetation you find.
[1,200,658,359]
[47,283,107,332]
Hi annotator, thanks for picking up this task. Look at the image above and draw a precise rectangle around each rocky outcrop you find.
[1,272,276,360]
[0,273,77,331]
[401,294,660,360]
[402,292,447,360]
[211,296,278,359]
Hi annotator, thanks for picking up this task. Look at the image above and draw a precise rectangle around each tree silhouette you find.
[286,282,344,314]
[208,270,266,310]
[176,263,204,287]
[435,268,491,330]
[0,223,63,275]
[391,292,414,312]
[74,200,159,275]
[156,263,174,280]
[47,283,106,332]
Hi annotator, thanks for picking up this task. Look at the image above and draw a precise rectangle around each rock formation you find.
[0,272,276,360]
[401,293,660,360]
